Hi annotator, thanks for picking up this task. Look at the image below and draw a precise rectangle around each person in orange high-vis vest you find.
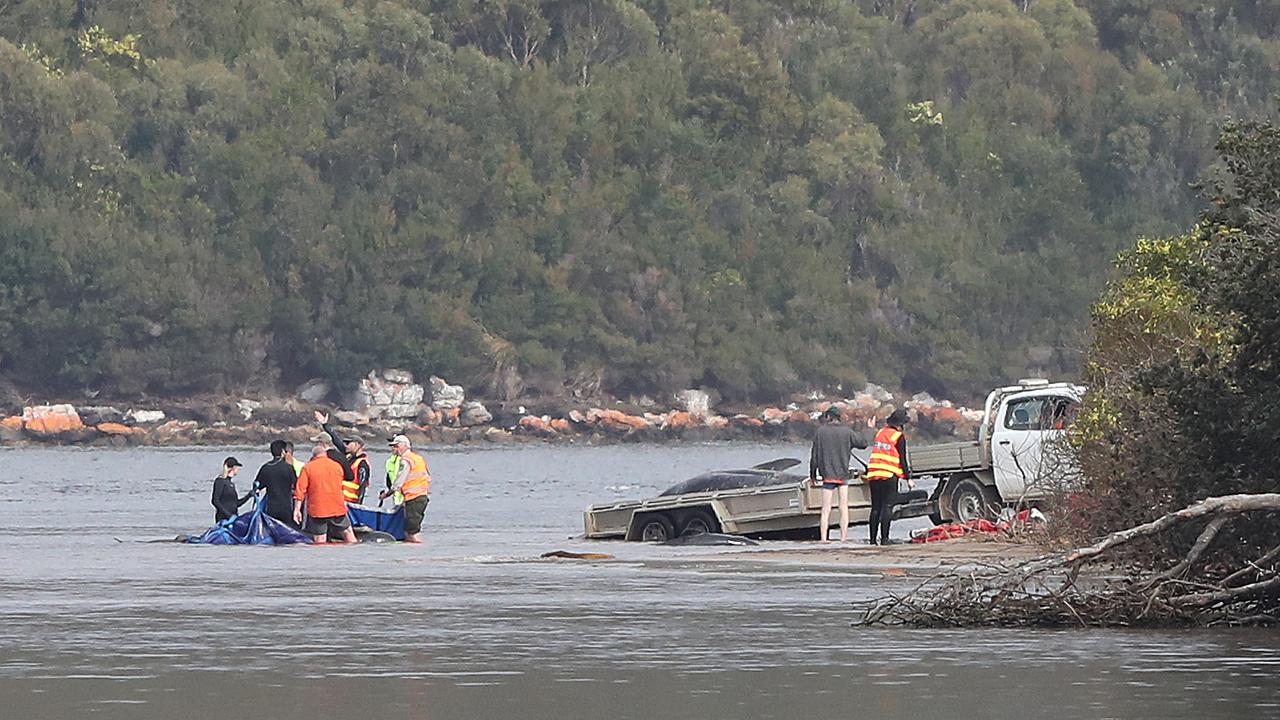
[865,409,916,545]
[381,434,431,543]
[315,411,371,504]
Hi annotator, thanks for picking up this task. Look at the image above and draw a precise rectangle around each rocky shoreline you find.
[0,370,986,448]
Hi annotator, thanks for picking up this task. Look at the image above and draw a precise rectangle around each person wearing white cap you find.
[380,434,432,543]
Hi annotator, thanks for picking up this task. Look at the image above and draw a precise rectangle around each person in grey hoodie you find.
[809,407,868,542]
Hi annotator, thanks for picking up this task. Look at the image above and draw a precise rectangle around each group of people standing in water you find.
[210,411,433,543]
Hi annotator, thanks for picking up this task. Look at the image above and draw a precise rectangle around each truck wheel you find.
[950,478,999,523]
[636,515,675,542]
[679,510,719,536]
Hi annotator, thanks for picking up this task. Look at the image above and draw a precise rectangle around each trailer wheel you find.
[636,515,675,542]
[678,509,719,536]
[950,478,999,523]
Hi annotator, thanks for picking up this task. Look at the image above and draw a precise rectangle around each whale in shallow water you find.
[658,458,804,497]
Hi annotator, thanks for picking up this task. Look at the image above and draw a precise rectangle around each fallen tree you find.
[854,494,1280,628]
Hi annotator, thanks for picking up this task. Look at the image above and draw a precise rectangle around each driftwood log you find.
[854,493,1280,628]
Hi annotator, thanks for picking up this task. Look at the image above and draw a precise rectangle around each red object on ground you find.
[912,510,1034,543]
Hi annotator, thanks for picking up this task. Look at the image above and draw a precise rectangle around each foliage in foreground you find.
[1,1,1278,403]
[1070,108,1280,571]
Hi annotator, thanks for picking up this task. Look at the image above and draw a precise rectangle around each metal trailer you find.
[583,475,931,542]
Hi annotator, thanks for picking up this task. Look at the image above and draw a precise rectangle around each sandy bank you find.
[688,539,1044,574]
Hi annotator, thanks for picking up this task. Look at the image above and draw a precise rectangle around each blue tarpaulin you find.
[188,500,312,545]
[347,504,405,541]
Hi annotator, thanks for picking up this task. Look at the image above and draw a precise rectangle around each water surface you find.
[0,444,1275,719]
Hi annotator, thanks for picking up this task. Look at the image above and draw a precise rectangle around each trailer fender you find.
[626,511,676,542]
[670,503,727,536]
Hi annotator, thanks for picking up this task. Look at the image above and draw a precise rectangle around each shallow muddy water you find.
[0,444,1275,719]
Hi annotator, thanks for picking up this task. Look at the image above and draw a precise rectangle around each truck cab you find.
[912,379,1085,524]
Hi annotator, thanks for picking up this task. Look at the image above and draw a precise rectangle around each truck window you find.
[1047,398,1079,430]
[1004,396,1078,431]
[1004,398,1047,431]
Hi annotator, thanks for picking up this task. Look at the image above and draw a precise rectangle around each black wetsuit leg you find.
[869,480,896,543]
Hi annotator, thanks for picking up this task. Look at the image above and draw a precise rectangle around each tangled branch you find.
[854,494,1280,628]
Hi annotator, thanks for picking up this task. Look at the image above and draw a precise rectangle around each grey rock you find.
[389,383,424,407]
[382,403,419,419]
[126,409,166,424]
[910,392,938,407]
[863,383,894,403]
[296,378,330,404]
[334,410,369,426]
[236,399,261,420]
[348,369,425,419]
[79,405,124,425]
[459,401,492,426]
[429,376,465,410]
[382,368,414,384]
[674,389,711,418]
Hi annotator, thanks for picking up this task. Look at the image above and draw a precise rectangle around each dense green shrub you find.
[0,2,1275,402]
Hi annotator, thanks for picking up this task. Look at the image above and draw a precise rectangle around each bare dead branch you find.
[853,494,1280,628]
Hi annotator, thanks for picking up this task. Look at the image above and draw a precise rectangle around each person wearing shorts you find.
[303,512,352,538]
[809,406,868,543]
[293,443,357,544]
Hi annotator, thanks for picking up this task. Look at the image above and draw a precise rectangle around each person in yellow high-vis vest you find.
[384,454,403,506]
[865,409,915,545]
[380,434,431,543]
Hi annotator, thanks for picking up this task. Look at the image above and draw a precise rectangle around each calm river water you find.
[0,443,1275,719]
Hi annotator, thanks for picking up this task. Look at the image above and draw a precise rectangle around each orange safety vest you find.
[866,426,904,480]
[401,450,431,501]
[343,454,369,503]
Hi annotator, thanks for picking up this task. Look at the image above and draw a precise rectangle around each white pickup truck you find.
[914,379,1084,523]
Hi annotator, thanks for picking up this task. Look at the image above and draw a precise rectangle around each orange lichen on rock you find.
[97,422,141,435]
[595,409,650,432]
[665,411,696,429]
[22,405,84,435]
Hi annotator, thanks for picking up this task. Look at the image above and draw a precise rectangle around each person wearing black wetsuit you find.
[211,456,250,522]
[253,440,299,526]
[866,409,914,545]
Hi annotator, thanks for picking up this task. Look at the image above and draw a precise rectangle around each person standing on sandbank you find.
[865,409,915,545]
[809,406,868,543]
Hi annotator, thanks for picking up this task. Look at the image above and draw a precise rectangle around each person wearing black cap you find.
[211,456,251,523]
[865,408,915,545]
[809,406,868,543]
[315,411,370,504]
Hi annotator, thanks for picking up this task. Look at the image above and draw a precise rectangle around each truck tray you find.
[909,440,986,476]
